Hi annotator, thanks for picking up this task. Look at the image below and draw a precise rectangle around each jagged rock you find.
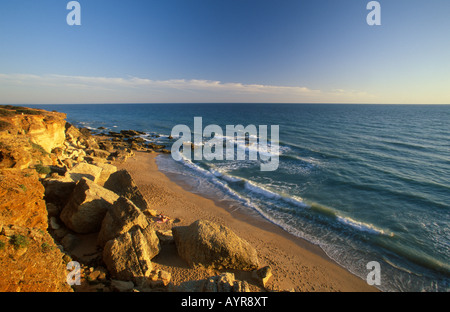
[252,265,273,288]
[147,269,172,288]
[103,170,149,210]
[62,158,73,169]
[99,140,114,152]
[97,196,151,248]
[156,229,174,245]
[172,220,259,271]
[87,148,110,159]
[68,162,103,184]
[109,148,134,163]
[202,273,250,292]
[65,123,84,145]
[60,177,119,234]
[120,130,144,137]
[92,162,117,186]
[102,226,160,285]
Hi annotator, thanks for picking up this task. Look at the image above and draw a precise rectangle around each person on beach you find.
[157,213,170,223]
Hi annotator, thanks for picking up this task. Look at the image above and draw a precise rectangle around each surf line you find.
[171,117,280,172]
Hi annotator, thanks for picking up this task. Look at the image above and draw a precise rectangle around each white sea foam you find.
[336,215,394,237]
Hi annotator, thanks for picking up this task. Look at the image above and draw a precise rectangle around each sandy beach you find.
[117,151,377,292]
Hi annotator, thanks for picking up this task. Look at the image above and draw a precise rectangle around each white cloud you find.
[0,73,375,104]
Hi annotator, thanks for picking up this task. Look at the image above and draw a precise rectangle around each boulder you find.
[68,162,103,183]
[103,170,148,210]
[252,266,273,288]
[60,178,119,233]
[97,196,150,247]
[98,140,114,152]
[102,226,160,285]
[42,173,76,207]
[87,148,111,159]
[65,123,83,146]
[109,149,134,163]
[172,220,259,271]
[202,272,250,292]
[156,229,174,245]
[61,233,80,252]
[92,162,117,186]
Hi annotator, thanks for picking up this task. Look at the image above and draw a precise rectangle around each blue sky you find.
[0,0,449,104]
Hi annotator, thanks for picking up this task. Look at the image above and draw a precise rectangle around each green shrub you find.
[0,108,15,117]
[14,108,41,115]
[10,234,29,249]
[0,120,11,131]
[30,142,49,156]
[41,242,54,253]
[35,164,51,175]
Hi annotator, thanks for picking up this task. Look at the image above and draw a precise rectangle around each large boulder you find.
[97,196,150,247]
[102,226,160,284]
[172,220,259,271]
[92,162,117,186]
[60,177,119,233]
[103,170,148,210]
[68,162,103,183]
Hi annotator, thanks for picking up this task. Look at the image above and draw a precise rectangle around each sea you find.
[29,103,449,292]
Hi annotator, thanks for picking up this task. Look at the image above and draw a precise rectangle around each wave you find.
[378,240,450,277]
[336,215,394,237]
[174,155,254,208]
[176,154,395,240]
[243,180,309,209]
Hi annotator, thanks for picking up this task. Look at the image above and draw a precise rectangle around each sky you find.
[0,0,449,104]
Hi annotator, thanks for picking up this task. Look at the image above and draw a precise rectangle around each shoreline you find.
[117,151,377,292]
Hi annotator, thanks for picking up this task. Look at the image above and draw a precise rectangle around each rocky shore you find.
[0,105,271,292]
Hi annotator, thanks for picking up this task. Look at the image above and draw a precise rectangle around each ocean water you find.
[31,103,450,292]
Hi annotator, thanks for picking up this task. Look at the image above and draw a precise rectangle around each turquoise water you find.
[31,103,450,292]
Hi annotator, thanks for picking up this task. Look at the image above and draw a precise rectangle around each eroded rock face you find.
[0,107,66,170]
[172,220,259,271]
[60,177,119,233]
[0,168,72,292]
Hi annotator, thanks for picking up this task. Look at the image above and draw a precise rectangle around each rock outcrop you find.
[173,220,259,271]
[0,168,72,292]
[0,106,66,170]
[60,177,119,233]
[0,106,73,292]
